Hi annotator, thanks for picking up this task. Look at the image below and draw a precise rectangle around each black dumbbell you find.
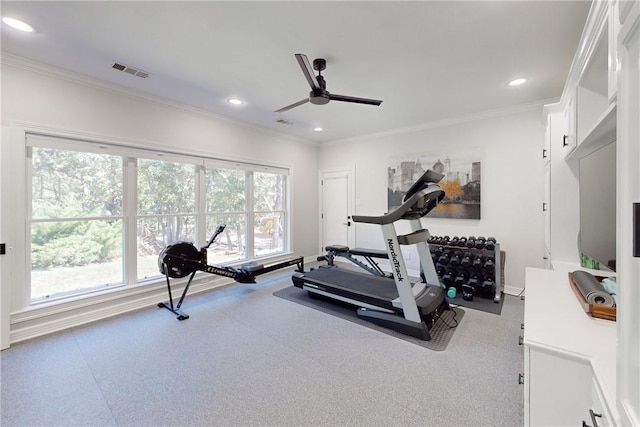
[467,273,481,288]
[484,256,495,271]
[461,253,474,268]
[475,237,486,249]
[449,251,462,267]
[454,271,468,288]
[442,269,454,285]
[481,277,495,289]
[473,255,484,270]
[438,251,451,265]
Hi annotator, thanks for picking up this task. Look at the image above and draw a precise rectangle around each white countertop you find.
[524,267,617,405]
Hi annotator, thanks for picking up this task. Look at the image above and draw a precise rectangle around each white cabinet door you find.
[528,346,592,427]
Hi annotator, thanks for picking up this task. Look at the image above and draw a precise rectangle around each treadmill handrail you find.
[352,185,444,225]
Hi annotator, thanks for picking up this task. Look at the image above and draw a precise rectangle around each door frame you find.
[318,167,355,255]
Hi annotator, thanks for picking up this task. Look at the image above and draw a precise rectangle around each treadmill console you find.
[403,169,445,202]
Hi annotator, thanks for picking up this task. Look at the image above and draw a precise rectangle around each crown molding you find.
[322,98,555,148]
[1,53,317,148]
[559,0,609,108]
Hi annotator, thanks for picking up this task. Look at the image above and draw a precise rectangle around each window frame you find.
[25,132,291,304]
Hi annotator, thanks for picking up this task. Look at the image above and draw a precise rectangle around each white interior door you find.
[320,169,354,252]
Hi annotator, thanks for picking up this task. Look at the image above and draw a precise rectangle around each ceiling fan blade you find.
[275,98,309,113]
[329,94,383,106]
[295,54,320,90]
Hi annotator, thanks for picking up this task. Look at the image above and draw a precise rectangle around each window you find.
[204,166,246,264]
[253,171,286,256]
[30,146,124,300]
[27,134,289,303]
[137,158,196,281]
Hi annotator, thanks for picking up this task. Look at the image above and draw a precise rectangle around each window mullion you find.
[246,171,254,258]
[124,157,137,285]
[196,165,206,247]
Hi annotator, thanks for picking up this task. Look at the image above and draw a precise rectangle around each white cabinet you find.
[523,268,618,427]
[613,2,640,425]
[543,106,580,265]
[537,1,639,426]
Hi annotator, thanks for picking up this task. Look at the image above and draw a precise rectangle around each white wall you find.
[318,107,546,290]
[0,57,319,343]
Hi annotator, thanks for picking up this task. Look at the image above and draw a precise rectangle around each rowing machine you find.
[158,224,304,320]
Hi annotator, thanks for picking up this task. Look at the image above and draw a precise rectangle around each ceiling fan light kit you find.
[275,53,382,113]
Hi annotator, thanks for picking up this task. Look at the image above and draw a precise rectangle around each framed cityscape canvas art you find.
[387,149,481,219]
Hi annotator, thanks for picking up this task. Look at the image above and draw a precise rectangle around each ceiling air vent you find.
[276,119,293,125]
[111,61,150,79]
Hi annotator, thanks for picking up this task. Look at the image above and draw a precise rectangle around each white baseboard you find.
[504,285,524,296]
[8,255,313,346]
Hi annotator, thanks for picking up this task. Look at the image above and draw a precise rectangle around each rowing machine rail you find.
[158,224,304,320]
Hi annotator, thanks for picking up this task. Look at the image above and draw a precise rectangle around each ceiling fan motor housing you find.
[313,58,326,72]
[310,90,330,105]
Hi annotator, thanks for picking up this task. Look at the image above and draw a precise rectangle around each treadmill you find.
[292,170,449,340]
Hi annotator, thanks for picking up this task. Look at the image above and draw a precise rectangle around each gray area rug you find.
[273,286,464,351]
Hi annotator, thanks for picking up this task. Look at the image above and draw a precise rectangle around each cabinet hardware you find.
[518,336,524,345]
[543,202,547,212]
[563,135,568,147]
[518,373,525,385]
[521,323,524,330]
[542,149,548,159]
[634,203,639,257]
[0,243,5,255]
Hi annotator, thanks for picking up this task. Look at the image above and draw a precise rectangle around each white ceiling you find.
[1,1,591,144]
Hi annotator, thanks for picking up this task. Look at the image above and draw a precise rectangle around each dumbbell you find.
[466,238,476,248]
[484,256,495,271]
[467,273,481,288]
[438,250,451,265]
[454,271,468,288]
[449,251,462,267]
[475,236,486,249]
[485,237,496,251]
[472,255,485,270]
[442,269,454,285]
[480,277,495,291]
[450,237,460,247]
[461,253,475,268]
[458,236,467,247]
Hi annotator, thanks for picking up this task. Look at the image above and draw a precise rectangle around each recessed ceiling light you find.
[508,78,527,87]
[313,127,323,132]
[2,17,35,33]
[227,98,243,105]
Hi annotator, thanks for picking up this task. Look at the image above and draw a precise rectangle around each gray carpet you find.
[1,268,525,427]
[273,285,464,351]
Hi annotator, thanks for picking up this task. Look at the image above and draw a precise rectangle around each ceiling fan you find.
[275,54,383,113]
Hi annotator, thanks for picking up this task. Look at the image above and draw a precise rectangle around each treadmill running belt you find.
[299,267,399,301]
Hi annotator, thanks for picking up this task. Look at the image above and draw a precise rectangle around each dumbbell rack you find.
[428,236,502,303]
